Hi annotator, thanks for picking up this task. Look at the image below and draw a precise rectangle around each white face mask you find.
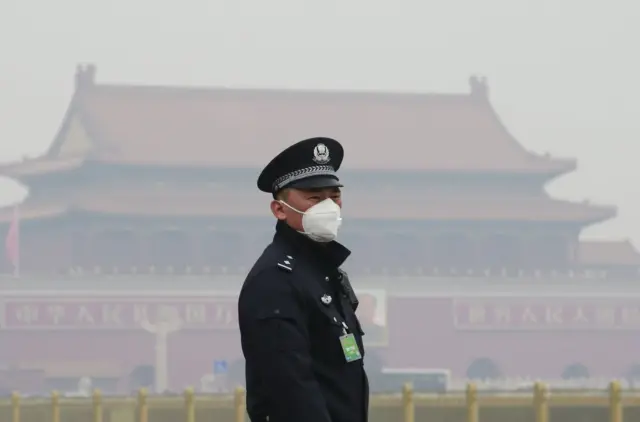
[280,198,343,242]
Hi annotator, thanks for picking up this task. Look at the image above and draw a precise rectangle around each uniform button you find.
[325,276,330,281]
[274,309,280,314]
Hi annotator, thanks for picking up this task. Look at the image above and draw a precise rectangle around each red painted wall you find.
[1,294,639,390]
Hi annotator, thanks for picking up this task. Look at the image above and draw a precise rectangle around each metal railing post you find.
[184,387,195,422]
[402,383,415,422]
[609,380,622,422]
[92,389,103,422]
[466,382,479,422]
[137,388,148,422]
[533,382,548,422]
[11,391,20,422]
[234,387,246,422]
[51,390,60,422]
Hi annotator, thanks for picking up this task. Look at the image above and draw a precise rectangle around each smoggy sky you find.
[1,0,638,243]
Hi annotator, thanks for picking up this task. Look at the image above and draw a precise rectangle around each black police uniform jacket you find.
[238,221,368,422]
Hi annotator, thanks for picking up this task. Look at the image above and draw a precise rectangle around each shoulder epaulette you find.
[276,255,295,273]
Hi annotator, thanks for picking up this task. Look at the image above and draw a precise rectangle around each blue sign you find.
[213,360,228,375]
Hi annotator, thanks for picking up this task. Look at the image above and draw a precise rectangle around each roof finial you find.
[75,63,97,90]
[469,75,489,99]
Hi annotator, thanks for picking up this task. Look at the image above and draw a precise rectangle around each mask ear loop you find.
[278,200,312,237]
[278,200,305,215]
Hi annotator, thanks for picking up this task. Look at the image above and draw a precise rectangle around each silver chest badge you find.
[321,294,332,305]
[312,143,330,164]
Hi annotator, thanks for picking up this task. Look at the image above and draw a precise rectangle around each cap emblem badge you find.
[312,143,330,164]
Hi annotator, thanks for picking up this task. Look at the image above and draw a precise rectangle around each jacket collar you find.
[273,220,351,269]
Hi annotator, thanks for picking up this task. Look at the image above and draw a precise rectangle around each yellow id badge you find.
[339,333,362,362]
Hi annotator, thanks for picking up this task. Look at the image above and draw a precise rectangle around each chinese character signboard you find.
[0,296,237,330]
[453,297,640,331]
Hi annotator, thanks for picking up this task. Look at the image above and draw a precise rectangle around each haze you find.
[1,0,639,242]
[1,0,640,398]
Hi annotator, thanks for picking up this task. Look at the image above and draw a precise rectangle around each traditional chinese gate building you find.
[1,65,639,392]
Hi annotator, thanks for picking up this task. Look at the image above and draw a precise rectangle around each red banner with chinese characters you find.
[0,297,237,330]
[453,297,640,330]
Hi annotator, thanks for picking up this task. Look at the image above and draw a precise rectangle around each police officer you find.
[238,137,368,422]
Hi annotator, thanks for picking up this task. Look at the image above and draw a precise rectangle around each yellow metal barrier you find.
[0,380,638,422]
[138,387,148,422]
[93,389,103,422]
[534,381,549,422]
[11,391,19,422]
[51,391,60,422]
[185,387,195,422]
[234,386,245,422]
[466,382,478,422]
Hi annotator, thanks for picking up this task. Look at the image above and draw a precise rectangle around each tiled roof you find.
[5,64,575,174]
[0,65,612,229]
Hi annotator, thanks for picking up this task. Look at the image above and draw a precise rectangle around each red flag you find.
[4,206,20,276]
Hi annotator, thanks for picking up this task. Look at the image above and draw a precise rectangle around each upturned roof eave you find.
[0,157,87,181]
[0,86,91,181]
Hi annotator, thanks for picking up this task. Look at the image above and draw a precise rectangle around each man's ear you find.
[270,200,287,220]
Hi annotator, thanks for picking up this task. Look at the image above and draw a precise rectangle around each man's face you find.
[270,187,342,231]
